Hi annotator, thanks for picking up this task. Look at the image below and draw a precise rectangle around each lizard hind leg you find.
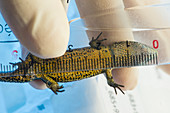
[105,69,125,95]
[46,82,65,95]
[9,53,41,69]
[41,74,65,95]
[9,57,26,68]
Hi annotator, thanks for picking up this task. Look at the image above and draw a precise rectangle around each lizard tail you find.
[0,64,33,83]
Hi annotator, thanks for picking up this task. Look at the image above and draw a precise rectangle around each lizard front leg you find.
[89,32,107,50]
[105,69,125,94]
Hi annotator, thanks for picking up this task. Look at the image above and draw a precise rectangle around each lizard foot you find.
[9,57,31,74]
[9,57,26,68]
[89,32,107,50]
[108,81,125,95]
[9,54,40,68]
[105,69,125,94]
[46,83,65,95]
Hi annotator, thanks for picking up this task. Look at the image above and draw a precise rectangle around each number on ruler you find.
[153,40,159,49]
[0,24,3,33]
[126,40,130,47]
[0,23,12,36]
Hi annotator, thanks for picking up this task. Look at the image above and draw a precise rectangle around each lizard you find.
[0,32,158,95]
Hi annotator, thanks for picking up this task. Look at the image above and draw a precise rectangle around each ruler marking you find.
[87,59,89,70]
[0,64,2,72]
[85,57,87,70]
[111,57,113,67]
[141,53,144,65]
[57,59,59,72]
[146,54,148,65]
[50,62,52,73]
[143,54,146,65]
[79,58,82,71]
[70,56,72,71]
[64,60,66,72]
[130,55,132,66]
[112,55,115,67]
[102,58,104,69]
[80,58,82,71]
[107,57,109,68]
[119,57,121,67]
[76,58,78,71]
[114,56,117,67]
[90,59,93,70]
[58,59,61,72]
[156,53,158,64]
[105,57,106,69]
[96,58,98,69]
[133,56,136,66]
[68,59,70,72]
[82,58,84,70]
[127,50,129,66]
[85,57,88,70]
[139,55,141,66]
[67,58,69,72]
[124,56,127,66]
[79,58,81,71]
[125,56,127,66]
[100,58,103,69]
[105,58,107,68]
[37,63,39,74]
[108,57,111,68]
[93,58,95,70]
[90,58,92,70]
[153,54,155,64]
[77,58,79,71]
[97,58,99,69]
[63,59,65,72]
[78,58,80,71]
[48,62,50,73]
[150,54,152,65]
[122,56,124,67]
[136,55,138,66]
[94,58,96,69]
[147,54,149,65]
[116,56,119,67]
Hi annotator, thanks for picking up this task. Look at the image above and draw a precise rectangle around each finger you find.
[61,0,70,12]
[123,0,164,8]
[111,67,138,90]
[0,0,70,89]
[75,0,138,90]
[20,45,29,60]
[157,64,170,75]
[19,0,70,60]
[0,0,70,59]
[29,80,47,90]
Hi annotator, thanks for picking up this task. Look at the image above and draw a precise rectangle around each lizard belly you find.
[43,69,104,83]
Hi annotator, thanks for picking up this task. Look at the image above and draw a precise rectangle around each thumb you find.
[0,0,70,59]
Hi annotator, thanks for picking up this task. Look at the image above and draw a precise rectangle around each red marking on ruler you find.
[12,50,18,60]
[153,40,159,49]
